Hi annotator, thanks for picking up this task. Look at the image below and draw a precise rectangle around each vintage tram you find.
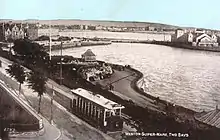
[69,88,125,132]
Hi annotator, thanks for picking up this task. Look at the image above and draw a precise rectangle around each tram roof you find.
[71,88,125,110]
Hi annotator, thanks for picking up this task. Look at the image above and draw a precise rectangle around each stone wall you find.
[0,84,40,131]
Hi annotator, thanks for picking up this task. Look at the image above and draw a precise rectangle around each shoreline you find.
[93,61,204,120]
[105,62,198,114]
[149,41,220,52]
[44,37,220,53]
[128,66,197,114]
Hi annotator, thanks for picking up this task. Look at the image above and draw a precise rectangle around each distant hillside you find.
[1,19,219,33]
[0,19,179,29]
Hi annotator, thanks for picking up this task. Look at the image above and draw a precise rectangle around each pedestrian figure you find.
[109,84,114,90]
[122,66,125,71]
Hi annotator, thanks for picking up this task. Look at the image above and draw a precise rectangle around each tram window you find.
[115,109,120,115]
[106,111,111,117]
[115,122,119,128]
[72,99,76,107]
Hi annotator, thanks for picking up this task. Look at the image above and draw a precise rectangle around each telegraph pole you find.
[49,21,54,125]
[59,41,63,85]
[2,22,5,41]
[49,21,52,60]
[50,85,54,124]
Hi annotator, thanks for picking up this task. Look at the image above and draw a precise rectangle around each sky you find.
[0,0,220,30]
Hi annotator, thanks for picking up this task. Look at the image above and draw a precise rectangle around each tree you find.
[7,38,14,43]
[35,35,50,41]
[13,39,48,67]
[6,63,26,95]
[27,69,48,113]
[57,36,71,41]
[13,39,45,57]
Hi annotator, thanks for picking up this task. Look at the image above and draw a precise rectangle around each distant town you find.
[0,20,220,50]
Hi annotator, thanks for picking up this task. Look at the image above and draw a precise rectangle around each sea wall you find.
[59,31,172,42]
[150,41,220,52]
[126,66,196,115]
[110,40,220,52]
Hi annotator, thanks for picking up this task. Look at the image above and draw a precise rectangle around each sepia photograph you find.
[0,0,220,139]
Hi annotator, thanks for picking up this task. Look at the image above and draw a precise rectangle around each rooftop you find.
[71,88,125,110]
[82,49,96,57]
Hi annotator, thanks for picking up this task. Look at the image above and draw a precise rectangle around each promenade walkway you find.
[93,69,166,112]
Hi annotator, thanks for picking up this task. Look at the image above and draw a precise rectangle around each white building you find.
[172,29,219,47]
[27,28,59,40]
